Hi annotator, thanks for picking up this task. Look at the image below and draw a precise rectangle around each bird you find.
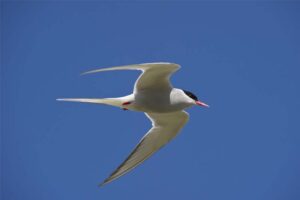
[57,62,208,186]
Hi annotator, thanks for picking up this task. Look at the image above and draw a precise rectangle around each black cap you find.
[183,90,198,101]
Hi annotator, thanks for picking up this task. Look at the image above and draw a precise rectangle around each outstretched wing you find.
[100,111,189,186]
[82,62,180,92]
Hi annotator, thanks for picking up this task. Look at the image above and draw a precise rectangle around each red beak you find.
[195,100,209,108]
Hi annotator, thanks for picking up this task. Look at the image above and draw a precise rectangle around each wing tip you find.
[80,70,97,76]
[98,182,106,188]
[98,177,113,187]
[56,98,75,102]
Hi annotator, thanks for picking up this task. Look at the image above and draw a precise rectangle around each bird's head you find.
[183,90,209,108]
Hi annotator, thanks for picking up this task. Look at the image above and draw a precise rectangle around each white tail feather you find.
[56,98,124,108]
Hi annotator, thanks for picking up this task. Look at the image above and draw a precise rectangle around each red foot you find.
[122,101,132,106]
[122,101,132,111]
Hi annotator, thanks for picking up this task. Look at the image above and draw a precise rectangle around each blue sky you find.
[1,1,300,200]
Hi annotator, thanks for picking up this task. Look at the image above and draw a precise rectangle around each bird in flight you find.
[57,62,208,186]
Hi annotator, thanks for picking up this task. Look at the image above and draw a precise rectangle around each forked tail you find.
[56,98,124,108]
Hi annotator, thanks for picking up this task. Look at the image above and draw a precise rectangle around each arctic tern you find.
[57,62,208,186]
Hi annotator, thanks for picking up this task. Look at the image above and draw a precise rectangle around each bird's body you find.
[57,62,208,186]
[134,88,195,112]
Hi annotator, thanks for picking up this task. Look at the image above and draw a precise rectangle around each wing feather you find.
[82,62,180,92]
[100,111,189,186]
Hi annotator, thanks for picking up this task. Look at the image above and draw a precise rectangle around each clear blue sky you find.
[1,2,300,200]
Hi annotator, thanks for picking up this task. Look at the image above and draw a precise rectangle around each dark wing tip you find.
[98,182,106,188]
[98,178,111,187]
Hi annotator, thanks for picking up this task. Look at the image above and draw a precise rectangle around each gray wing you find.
[82,62,180,92]
[100,111,189,186]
